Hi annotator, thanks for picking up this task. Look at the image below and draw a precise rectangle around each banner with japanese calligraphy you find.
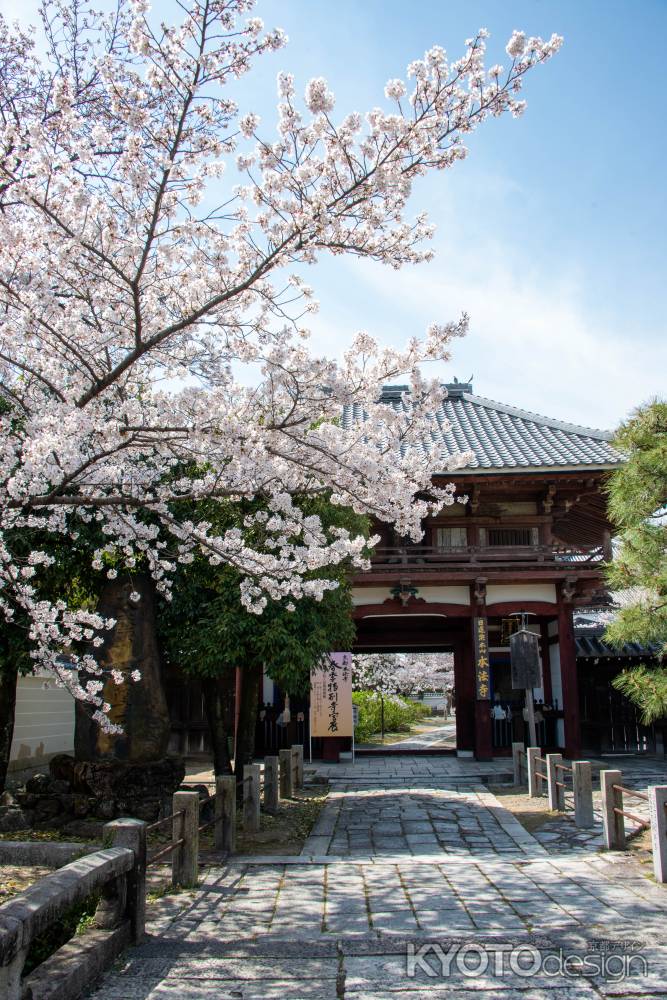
[310,652,353,737]
[474,617,490,700]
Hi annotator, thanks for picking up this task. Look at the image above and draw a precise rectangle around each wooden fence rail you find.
[518,745,667,882]
[0,745,306,999]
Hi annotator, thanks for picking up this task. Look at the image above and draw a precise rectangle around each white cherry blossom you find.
[0,1,561,728]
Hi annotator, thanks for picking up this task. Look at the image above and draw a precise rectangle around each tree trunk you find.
[201,674,234,775]
[234,663,262,775]
[75,574,170,762]
[0,660,19,794]
[380,694,385,742]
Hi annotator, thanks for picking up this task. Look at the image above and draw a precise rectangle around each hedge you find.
[352,690,430,743]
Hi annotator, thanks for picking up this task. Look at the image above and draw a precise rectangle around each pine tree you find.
[607,401,667,723]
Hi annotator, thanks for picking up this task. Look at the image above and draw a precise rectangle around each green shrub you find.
[352,690,427,742]
[24,892,100,975]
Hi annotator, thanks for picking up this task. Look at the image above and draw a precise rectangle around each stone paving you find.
[309,754,514,786]
[365,721,457,751]
[301,784,539,859]
[89,756,667,999]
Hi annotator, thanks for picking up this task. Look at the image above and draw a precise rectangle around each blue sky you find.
[4,0,665,428]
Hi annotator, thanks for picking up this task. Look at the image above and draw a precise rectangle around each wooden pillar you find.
[474,700,493,761]
[558,594,581,759]
[453,639,475,754]
[539,622,553,704]
[471,592,492,762]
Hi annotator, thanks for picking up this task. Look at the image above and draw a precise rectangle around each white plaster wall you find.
[352,585,471,606]
[548,619,565,747]
[417,586,471,605]
[351,587,391,606]
[262,669,275,705]
[10,674,74,769]
[486,584,557,606]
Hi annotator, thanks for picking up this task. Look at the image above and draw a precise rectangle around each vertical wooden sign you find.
[310,652,353,737]
[474,617,490,700]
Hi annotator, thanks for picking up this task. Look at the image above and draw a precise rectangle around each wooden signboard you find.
[473,617,490,700]
[510,629,543,690]
[310,652,353,738]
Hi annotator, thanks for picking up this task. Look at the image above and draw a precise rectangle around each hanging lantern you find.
[510,629,542,689]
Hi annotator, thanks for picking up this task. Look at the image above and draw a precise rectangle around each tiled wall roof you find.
[343,384,624,473]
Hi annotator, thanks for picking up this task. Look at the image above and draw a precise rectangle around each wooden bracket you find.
[474,577,487,605]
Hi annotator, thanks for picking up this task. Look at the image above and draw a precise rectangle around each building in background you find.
[351,382,627,760]
[8,672,74,776]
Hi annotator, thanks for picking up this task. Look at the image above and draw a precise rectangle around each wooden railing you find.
[517,743,667,883]
[367,542,604,571]
[0,747,307,1000]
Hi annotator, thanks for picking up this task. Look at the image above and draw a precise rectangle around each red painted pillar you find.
[539,622,553,704]
[558,598,581,759]
[475,700,493,761]
[453,639,475,754]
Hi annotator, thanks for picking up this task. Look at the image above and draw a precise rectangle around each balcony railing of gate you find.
[367,542,604,572]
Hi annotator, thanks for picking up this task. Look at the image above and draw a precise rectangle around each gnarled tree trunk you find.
[75,574,170,762]
[234,662,262,776]
[201,673,234,775]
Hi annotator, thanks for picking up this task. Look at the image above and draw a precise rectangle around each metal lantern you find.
[510,628,543,690]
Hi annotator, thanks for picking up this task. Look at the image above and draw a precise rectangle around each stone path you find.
[89,756,667,999]
[380,722,457,751]
[301,784,539,858]
[310,754,513,786]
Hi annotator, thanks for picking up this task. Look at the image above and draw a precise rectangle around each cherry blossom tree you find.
[353,651,454,737]
[353,652,453,697]
[0,0,562,729]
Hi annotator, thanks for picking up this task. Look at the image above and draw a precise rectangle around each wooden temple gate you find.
[349,381,625,762]
[169,385,664,762]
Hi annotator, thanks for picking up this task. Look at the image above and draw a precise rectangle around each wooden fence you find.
[0,744,305,1000]
[515,741,667,882]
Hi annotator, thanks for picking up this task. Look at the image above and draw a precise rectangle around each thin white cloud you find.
[307,240,665,431]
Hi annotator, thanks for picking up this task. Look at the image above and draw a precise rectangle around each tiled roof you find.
[575,632,660,660]
[344,383,625,474]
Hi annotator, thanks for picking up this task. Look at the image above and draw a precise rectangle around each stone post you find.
[172,790,199,887]
[215,775,236,853]
[601,769,625,850]
[648,785,667,883]
[512,742,525,786]
[527,746,543,798]
[292,744,304,789]
[264,757,279,814]
[243,764,261,835]
[279,748,293,799]
[0,921,27,1000]
[103,817,147,943]
[546,752,564,811]
[573,760,594,828]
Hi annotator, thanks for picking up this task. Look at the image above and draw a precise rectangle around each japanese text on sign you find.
[474,617,490,700]
[310,652,353,737]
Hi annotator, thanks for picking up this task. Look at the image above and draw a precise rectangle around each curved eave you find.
[434,463,622,477]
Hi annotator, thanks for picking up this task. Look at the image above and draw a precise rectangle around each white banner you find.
[310,652,353,738]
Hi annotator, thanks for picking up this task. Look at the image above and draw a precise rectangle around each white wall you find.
[9,674,75,770]
[486,583,557,606]
[352,584,471,605]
